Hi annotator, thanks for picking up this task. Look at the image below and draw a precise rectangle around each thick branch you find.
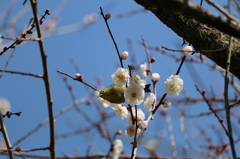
[134,0,240,79]
[30,1,55,158]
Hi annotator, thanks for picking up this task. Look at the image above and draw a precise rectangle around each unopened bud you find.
[116,130,122,135]
[163,100,171,108]
[182,46,193,56]
[15,146,21,152]
[120,51,128,60]
[45,9,50,15]
[105,13,111,20]
[151,73,160,83]
[150,57,156,63]
[3,47,8,51]
[75,73,82,81]
[129,65,135,70]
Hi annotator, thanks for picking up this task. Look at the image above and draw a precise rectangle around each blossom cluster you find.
[95,53,184,139]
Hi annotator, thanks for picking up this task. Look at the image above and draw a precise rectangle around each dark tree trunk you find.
[134,0,240,79]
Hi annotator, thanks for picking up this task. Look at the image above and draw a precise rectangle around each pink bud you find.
[75,73,82,81]
[182,46,193,56]
[150,57,156,63]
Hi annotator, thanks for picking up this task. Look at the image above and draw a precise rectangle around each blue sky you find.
[0,0,239,158]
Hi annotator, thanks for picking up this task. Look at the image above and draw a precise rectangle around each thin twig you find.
[135,45,188,158]
[0,113,14,159]
[0,152,159,159]
[224,35,237,158]
[176,56,186,75]
[195,85,229,136]
[164,113,177,158]
[105,131,120,159]
[162,46,227,53]
[141,36,152,75]
[0,6,49,55]
[180,112,206,157]
[0,36,40,41]
[29,1,55,158]
[0,69,43,78]
[149,44,240,93]
[56,113,116,140]
[12,97,88,146]
[1,146,49,153]
[58,73,95,125]
[99,7,124,68]
[205,0,238,22]
[57,70,100,92]
[131,106,138,159]
[0,47,17,79]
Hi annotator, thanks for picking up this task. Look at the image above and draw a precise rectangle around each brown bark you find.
[134,0,240,79]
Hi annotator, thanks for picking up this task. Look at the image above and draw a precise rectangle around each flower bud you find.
[125,125,136,137]
[105,13,111,20]
[150,57,156,63]
[163,100,171,108]
[75,73,82,81]
[15,146,21,152]
[182,46,193,56]
[137,120,148,130]
[120,51,128,60]
[0,98,10,114]
[116,130,122,135]
[151,73,160,83]
[129,65,135,70]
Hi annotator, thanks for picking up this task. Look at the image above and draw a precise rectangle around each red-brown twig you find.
[0,69,43,78]
[57,70,100,92]
[195,85,229,136]
[0,8,50,55]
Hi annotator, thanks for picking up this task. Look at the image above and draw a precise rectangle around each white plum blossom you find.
[182,46,193,56]
[0,98,10,113]
[130,72,146,88]
[163,100,171,108]
[120,51,128,60]
[144,93,156,112]
[124,85,145,106]
[137,120,148,130]
[43,17,58,32]
[140,63,148,79]
[111,104,128,119]
[124,125,141,137]
[145,139,159,151]
[97,97,109,108]
[111,68,130,87]
[111,139,123,159]
[95,91,100,96]
[151,73,160,83]
[83,13,99,25]
[164,75,183,96]
[126,108,145,125]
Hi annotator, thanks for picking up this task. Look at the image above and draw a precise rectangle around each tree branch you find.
[134,0,240,79]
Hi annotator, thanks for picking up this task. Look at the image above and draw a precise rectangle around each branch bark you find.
[134,0,240,79]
